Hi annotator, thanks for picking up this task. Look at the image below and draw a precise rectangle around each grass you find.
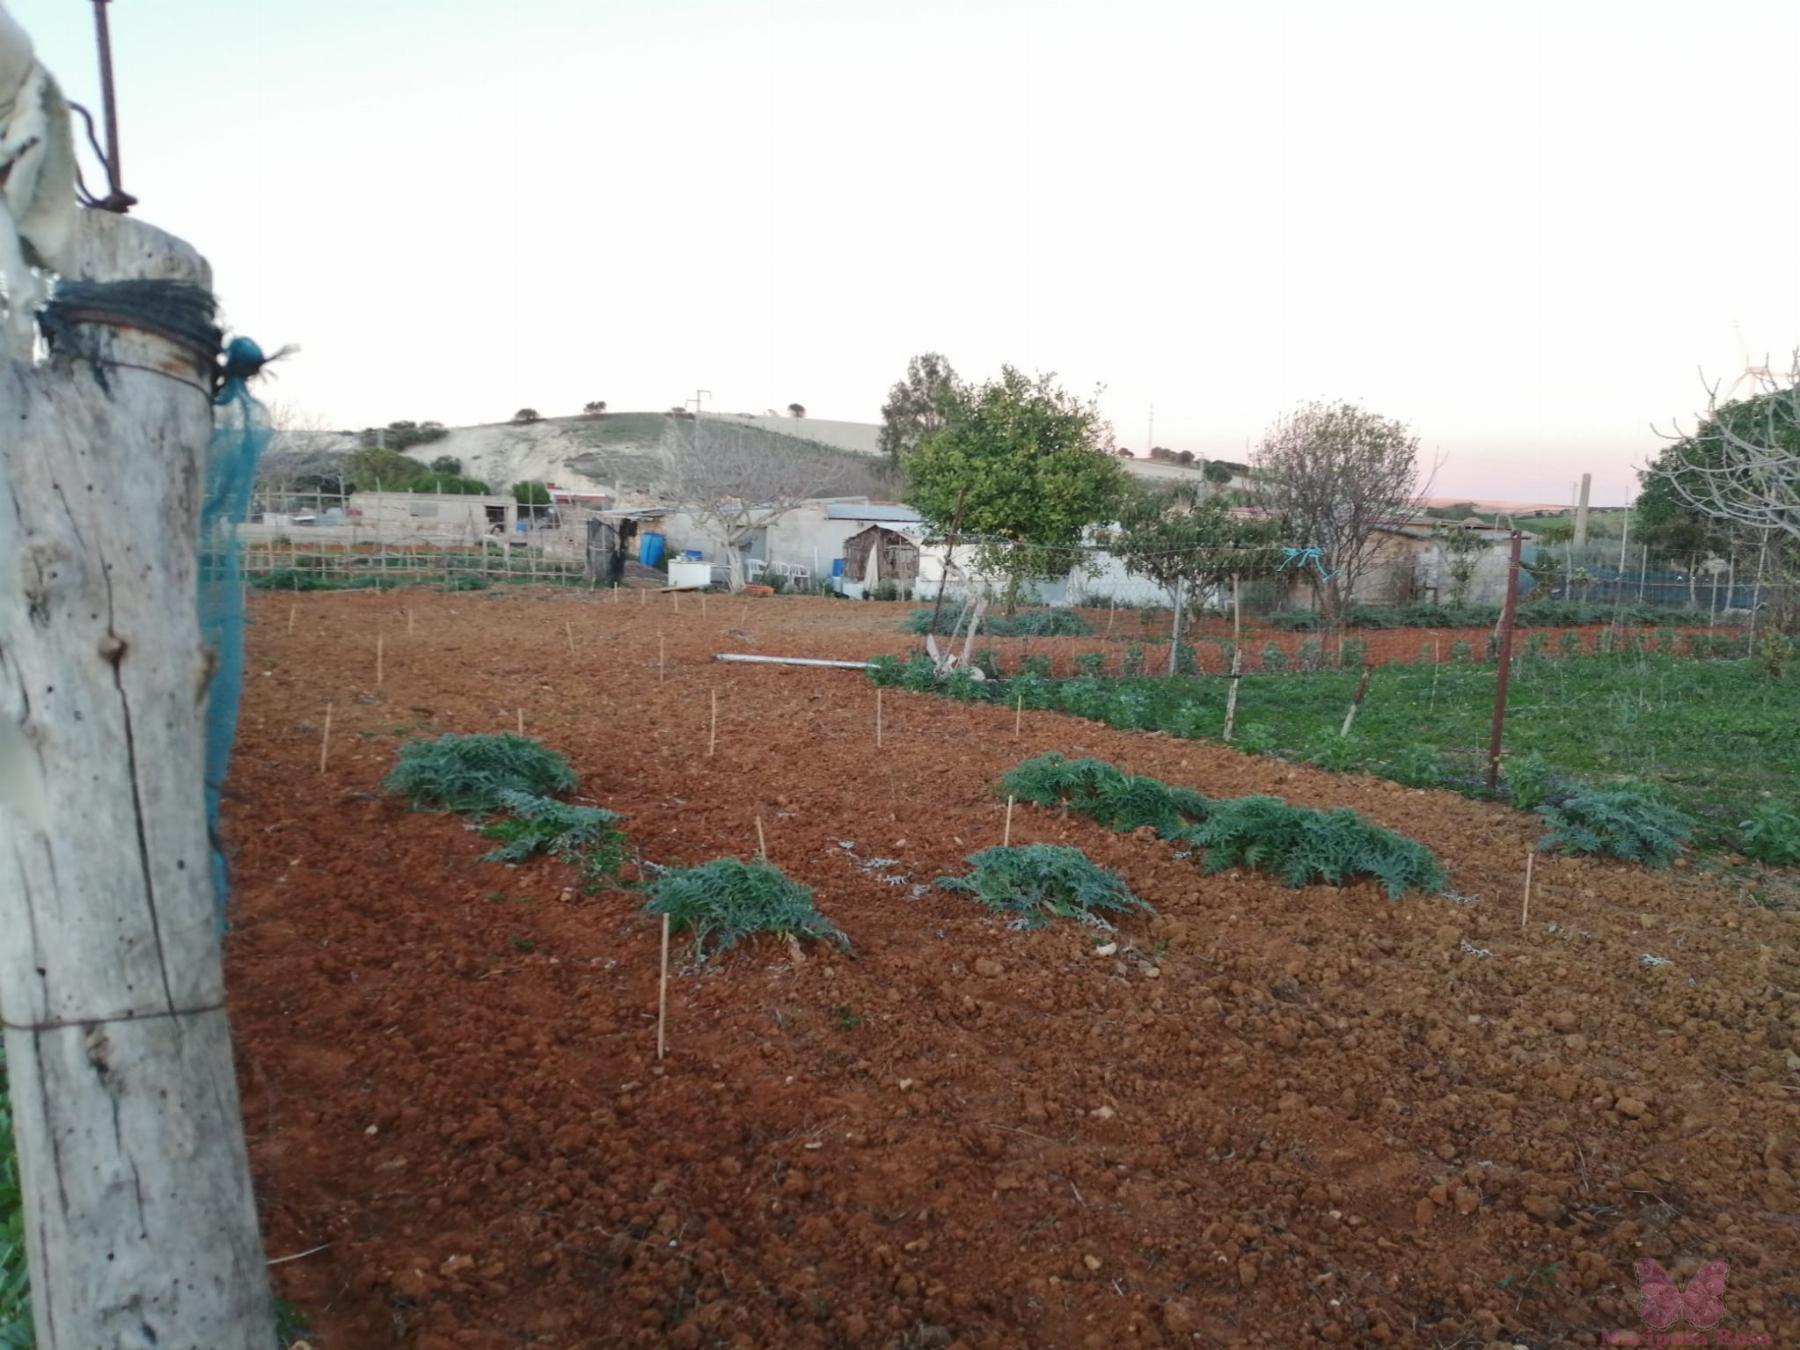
[645,859,849,962]
[384,734,577,813]
[936,844,1153,930]
[984,653,1797,855]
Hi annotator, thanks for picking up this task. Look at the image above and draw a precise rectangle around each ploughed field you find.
[228,591,1800,1348]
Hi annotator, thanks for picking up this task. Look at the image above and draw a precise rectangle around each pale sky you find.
[25,0,1800,503]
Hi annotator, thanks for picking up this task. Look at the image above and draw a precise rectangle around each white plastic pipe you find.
[714,653,871,669]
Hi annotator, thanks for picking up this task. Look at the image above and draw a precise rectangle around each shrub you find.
[446,572,490,591]
[1123,643,1146,677]
[1296,638,1324,671]
[1339,637,1368,668]
[1169,702,1210,739]
[645,858,847,961]
[1501,751,1558,811]
[1019,654,1052,679]
[1174,643,1199,675]
[385,734,577,813]
[903,607,1093,637]
[1524,632,1547,661]
[1738,801,1800,867]
[1000,752,1208,837]
[936,844,1153,930]
[1234,723,1278,755]
[943,667,986,701]
[1755,632,1793,679]
[865,653,903,686]
[1261,643,1287,672]
[1451,639,1473,663]
[1536,788,1694,867]
[973,646,1003,679]
[480,791,624,885]
[1558,631,1583,659]
[900,651,939,692]
[1270,611,1319,631]
[1059,677,1114,720]
[1074,651,1106,677]
[1178,796,1447,897]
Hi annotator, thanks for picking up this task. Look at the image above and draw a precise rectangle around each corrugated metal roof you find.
[824,502,922,523]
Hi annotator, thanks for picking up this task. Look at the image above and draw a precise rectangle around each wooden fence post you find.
[0,210,273,1344]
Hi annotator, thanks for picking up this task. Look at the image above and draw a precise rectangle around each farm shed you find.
[1280,522,1538,608]
[842,524,921,585]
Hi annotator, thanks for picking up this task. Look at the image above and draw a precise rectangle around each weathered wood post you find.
[0,208,273,1344]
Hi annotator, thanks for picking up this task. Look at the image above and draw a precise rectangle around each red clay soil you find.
[227,591,1800,1349]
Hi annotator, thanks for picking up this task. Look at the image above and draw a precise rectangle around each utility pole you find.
[1147,402,1155,455]
[687,388,711,421]
[1573,472,1592,548]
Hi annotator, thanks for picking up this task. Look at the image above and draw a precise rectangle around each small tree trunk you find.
[1166,577,1186,676]
[0,211,273,1346]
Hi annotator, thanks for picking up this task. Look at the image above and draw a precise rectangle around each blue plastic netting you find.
[200,338,272,923]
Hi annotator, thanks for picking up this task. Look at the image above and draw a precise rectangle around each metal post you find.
[1166,576,1185,676]
[1485,530,1522,794]
[87,0,136,211]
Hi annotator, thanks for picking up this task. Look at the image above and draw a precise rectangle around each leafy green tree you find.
[343,447,488,494]
[904,367,1126,609]
[1108,482,1284,599]
[1640,382,1798,555]
[512,481,552,506]
[879,352,961,468]
[429,454,463,476]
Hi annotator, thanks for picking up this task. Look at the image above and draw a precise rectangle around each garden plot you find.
[228,591,1799,1349]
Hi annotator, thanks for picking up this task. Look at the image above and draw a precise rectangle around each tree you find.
[429,454,463,476]
[879,351,961,468]
[787,402,806,419]
[1252,400,1430,623]
[1647,361,1799,550]
[655,419,856,589]
[512,407,542,424]
[512,481,552,506]
[904,367,1127,609]
[1202,460,1233,486]
[1108,481,1284,618]
[583,400,608,418]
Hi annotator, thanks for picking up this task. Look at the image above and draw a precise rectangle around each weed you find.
[646,858,848,962]
[1738,801,1800,867]
[943,667,986,702]
[1074,651,1107,677]
[1558,631,1582,659]
[1261,643,1287,672]
[1296,638,1324,671]
[509,935,537,953]
[1387,744,1444,787]
[1179,795,1447,897]
[1451,639,1474,663]
[1174,643,1199,675]
[1755,631,1794,679]
[1234,723,1278,755]
[385,733,576,813]
[936,843,1154,930]
[1123,643,1146,677]
[1303,733,1360,772]
[1537,787,1694,867]
[480,791,625,886]
[1502,750,1560,810]
[833,1005,863,1031]
[899,651,938,692]
[1018,654,1052,679]
[865,653,903,686]
[1339,637,1368,668]
[973,646,1003,679]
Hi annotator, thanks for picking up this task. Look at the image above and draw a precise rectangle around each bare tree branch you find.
[1650,352,1800,544]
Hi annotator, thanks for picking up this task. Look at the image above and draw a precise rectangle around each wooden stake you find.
[756,815,768,860]
[1222,647,1244,742]
[1339,665,1372,737]
[287,603,297,633]
[640,586,647,606]
[673,589,680,613]
[656,913,671,1061]
[1014,692,1023,738]
[1522,850,1534,929]
[700,592,707,616]
[1003,795,1015,847]
[517,707,525,737]
[709,688,718,756]
[876,687,883,747]
[319,702,333,773]
[565,620,575,653]
[407,606,415,636]
[375,633,384,686]
[659,632,666,681]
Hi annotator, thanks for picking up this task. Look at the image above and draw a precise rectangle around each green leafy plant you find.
[1234,723,1278,755]
[1558,631,1583,659]
[1000,752,1208,837]
[899,650,939,692]
[384,733,577,813]
[943,667,986,701]
[936,844,1154,930]
[1451,639,1474,663]
[1501,751,1558,811]
[1738,801,1800,867]
[1754,632,1793,679]
[833,1005,863,1031]
[479,791,625,885]
[1179,795,1447,897]
[1303,733,1360,772]
[1261,643,1287,672]
[1339,637,1368,668]
[1297,637,1324,671]
[1019,654,1052,678]
[1074,651,1107,677]
[0,1045,27,1349]
[645,859,848,961]
[1536,788,1695,867]
[865,653,903,686]
[1174,643,1199,675]
[1123,643,1146,677]
[903,607,1093,637]
[1387,743,1443,787]
[973,646,1003,679]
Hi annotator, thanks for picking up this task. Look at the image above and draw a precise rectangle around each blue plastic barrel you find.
[831,558,845,578]
[640,531,666,567]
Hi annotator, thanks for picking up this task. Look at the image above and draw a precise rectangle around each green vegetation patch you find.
[480,790,625,885]
[645,859,848,962]
[1535,787,1695,868]
[1000,752,1208,837]
[1,1045,27,1347]
[1178,795,1447,897]
[936,844,1152,930]
[904,607,1094,637]
[385,733,578,813]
